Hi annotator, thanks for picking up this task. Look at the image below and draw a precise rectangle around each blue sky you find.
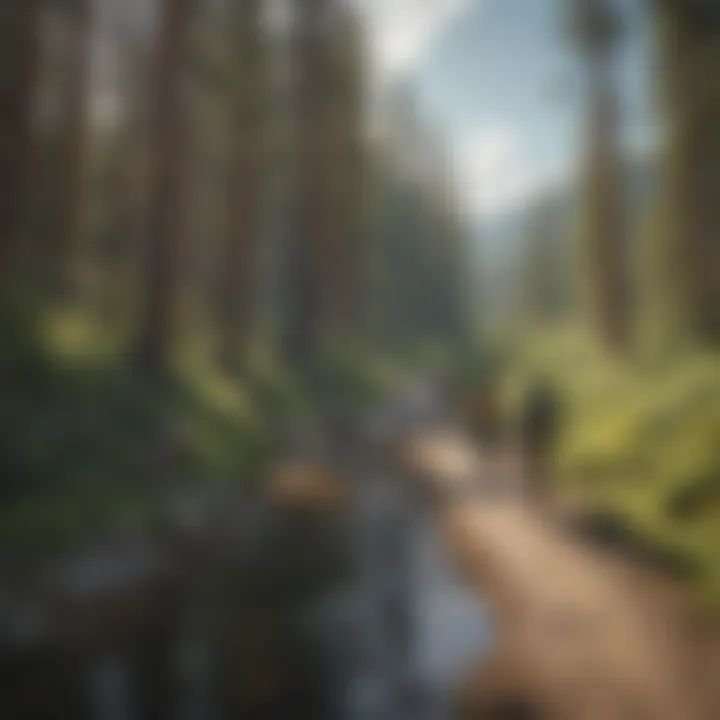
[356,0,653,217]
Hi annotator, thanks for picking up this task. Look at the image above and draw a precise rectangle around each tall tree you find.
[522,199,568,326]
[102,18,151,325]
[0,0,42,278]
[50,0,94,294]
[569,0,628,349]
[217,0,264,371]
[135,0,192,374]
[281,0,333,366]
[323,6,366,338]
[653,0,720,345]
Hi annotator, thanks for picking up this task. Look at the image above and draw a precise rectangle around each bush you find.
[510,327,720,601]
[0,308,275,559]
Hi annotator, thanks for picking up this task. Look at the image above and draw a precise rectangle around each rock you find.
[267,460,353,510]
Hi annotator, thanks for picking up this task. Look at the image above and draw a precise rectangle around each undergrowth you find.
[505,326,720,604]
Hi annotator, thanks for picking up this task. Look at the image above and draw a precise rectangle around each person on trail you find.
[518,378,561,503]
[467,384,502,447]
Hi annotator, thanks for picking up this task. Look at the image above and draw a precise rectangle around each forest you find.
[0,1,719,719]
[0,0,469,550]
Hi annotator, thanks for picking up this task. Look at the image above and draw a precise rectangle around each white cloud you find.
[354,0,475,76]
[455,126,544,216]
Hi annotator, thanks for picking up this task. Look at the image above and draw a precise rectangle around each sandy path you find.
[403,429,708,719]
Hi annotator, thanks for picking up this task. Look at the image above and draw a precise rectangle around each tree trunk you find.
[281,0,333,367]
[102,32,151,327]
[0,0,42,278]
[582,62,628,350]
[50,0,93,295]
[657,0,720,345]
[217,0,263,372]
[327,11,365,340]
[135,0,192,375]
[569,0,628,350]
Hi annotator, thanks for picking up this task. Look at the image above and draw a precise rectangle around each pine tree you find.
[523,200,568,325]
[654,0,720,345]
[324,6,366,338]
[50,0,94,294]
[569,0,628,349]
[217,0,264,371]
[0,0,42,278]
[135,0,193,375]
[282,0,333,366]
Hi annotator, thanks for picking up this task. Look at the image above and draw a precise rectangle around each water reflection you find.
[304,462,494,719]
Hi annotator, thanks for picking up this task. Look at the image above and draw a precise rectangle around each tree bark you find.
[50,0,94,295]
[0,0,42,278]
[572,0,628,350]
[582,63,628,350]
[281,0,329,366]
[217,0,263,372]
[327,10,365,339]
[135,0,192,375]
[656,0,720,345]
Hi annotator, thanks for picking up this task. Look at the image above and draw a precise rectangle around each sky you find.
[356,0,476,75]
[355,0,653,218]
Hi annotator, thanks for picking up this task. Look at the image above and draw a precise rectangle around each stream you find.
[0,384,495,719]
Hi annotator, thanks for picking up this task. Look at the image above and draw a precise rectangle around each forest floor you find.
[401,428,720,719]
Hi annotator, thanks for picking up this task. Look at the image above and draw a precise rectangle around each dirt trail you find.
[403,429,718,719]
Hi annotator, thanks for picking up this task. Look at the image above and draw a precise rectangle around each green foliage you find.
[510,326,720,601]
[299,342,406,419]
[0,307,278,559]
[0,304,412,560]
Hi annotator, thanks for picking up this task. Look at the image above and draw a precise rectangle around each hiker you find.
[518,378,560,503]
[467,385,503,447]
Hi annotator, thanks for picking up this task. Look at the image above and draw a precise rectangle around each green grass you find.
[506,326,720,603]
